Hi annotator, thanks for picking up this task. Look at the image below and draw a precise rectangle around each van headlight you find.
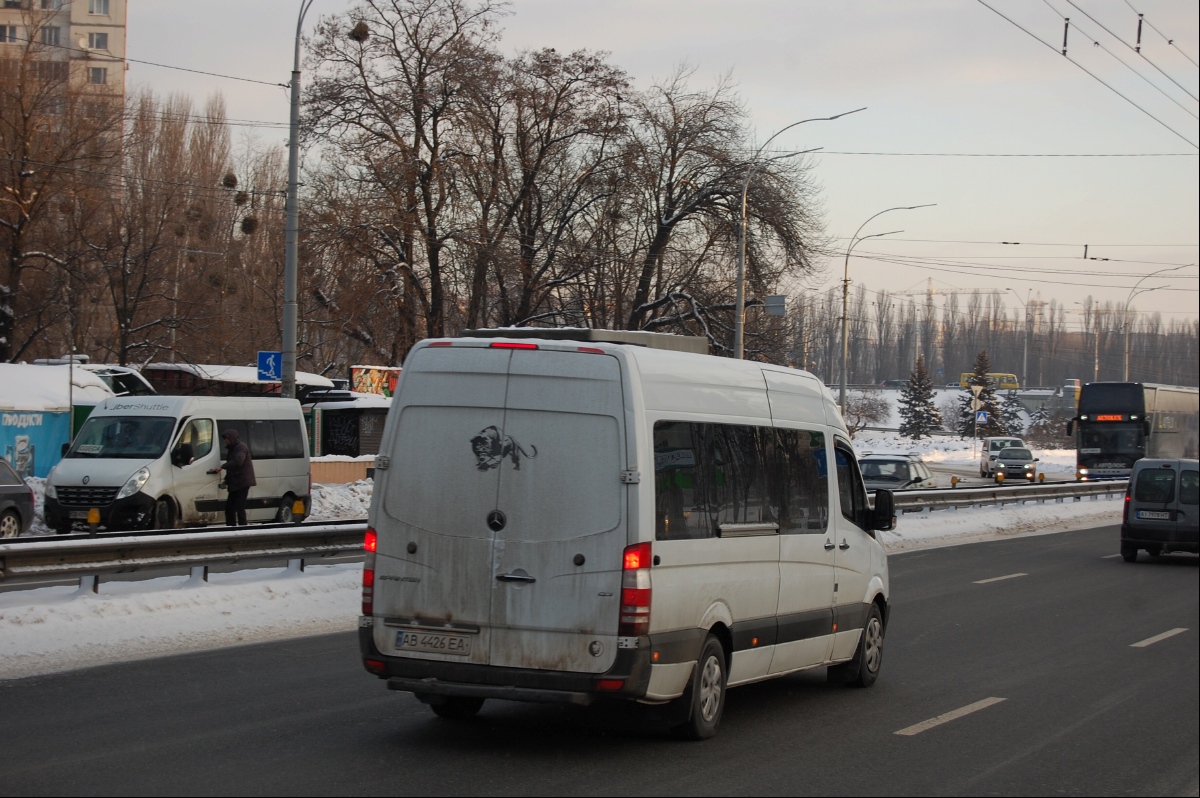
[115,467,151,500]
[45,482,58,499]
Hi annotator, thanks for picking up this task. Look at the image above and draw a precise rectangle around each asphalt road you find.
[1,525,1196,796]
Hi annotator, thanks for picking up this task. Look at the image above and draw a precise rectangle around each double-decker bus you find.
[1068,382,1199,480]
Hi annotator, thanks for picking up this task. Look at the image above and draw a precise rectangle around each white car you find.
[980,436,1025,477]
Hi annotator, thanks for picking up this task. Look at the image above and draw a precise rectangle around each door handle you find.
[824,539,835,551]
[496,573,536,583]
[839,540,850,550]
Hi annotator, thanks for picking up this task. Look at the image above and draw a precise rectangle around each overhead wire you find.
[972,0,1198,149]
[1123,0,1199,68]
[1062,0,1199,103]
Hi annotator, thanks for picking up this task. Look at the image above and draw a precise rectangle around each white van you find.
[980,436,1025,477]
[44,396,310,533]
[359,331,894,739]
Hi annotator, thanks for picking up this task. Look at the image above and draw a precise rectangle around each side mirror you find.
[61,442,70,457]
[871,489,896,533]
[1034,458,1040,462]
[1066,419,1075,436]
[1144,420,1151,436]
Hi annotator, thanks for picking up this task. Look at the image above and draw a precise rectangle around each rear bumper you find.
[1121,524,1200,553]
[359,622,653,704]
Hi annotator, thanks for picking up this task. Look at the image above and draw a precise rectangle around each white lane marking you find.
[1101,553,1122,559]
[895,697,1007,736]
[1130,628,1189,648]
[973,572,1028,584]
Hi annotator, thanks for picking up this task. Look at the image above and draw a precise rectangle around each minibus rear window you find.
[1179,470,1198,506]
[1134,469,1175,503]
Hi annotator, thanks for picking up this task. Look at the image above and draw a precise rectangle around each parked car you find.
[880,379,910,389]
[980,436,1025,477]
[992,447,1039,482]
[0,458,35,538]
[1121,458,1199,562]
[859,454,937,491]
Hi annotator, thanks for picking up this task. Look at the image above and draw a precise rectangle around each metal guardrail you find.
[0,480,1127,593]
[892,479,1126,513]
[0,521,367,592]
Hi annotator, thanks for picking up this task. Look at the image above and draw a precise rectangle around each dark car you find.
[0,458,35,538]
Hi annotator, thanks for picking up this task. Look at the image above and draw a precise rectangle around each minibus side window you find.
[176,419,213,464]
[773,428,828,533]
[248,419,277,459]
[654,421,772,540]
[273,420,306,458]
[834,442,870,531]
[1177,470,1197,505]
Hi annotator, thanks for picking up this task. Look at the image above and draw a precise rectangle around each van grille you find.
[57,486,120,506]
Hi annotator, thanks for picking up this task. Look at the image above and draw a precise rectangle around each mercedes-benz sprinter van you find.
[359,331,894,739]
[44,396,310,533]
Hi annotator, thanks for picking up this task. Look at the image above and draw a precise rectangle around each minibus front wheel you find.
[152,498,176,530]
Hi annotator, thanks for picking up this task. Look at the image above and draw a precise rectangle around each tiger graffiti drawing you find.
[470,426,537,471]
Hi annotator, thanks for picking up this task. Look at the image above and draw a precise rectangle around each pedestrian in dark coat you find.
[211,429,256,526]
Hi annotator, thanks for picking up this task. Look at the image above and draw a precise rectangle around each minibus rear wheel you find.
[671,634,727,740]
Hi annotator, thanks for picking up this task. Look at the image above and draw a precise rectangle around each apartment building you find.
[0,0,127,98]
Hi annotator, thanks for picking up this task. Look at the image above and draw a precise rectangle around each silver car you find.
[993,447,1039,482]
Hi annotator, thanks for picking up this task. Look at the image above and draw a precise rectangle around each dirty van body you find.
[43,396,310,533]
[360,331,894,738]
[1121,458,1199,562]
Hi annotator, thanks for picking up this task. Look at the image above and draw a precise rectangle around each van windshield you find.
[67,416,175,459]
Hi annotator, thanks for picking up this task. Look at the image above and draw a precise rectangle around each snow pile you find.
[0,363,114,411]
[0,564,360,680]
[309,480,374,521]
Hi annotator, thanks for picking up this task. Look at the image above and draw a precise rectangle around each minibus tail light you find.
[619,542,652,637]
[362,528,377,615]
[489,342,539,349]
[1123,492,1131,523]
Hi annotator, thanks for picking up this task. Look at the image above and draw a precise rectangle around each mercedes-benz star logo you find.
[82,475,90,485]
[486,511,506,532]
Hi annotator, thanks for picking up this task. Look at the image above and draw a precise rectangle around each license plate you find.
[69,510,91,520]
[396,630,472,656]
[1137,510,1170,520]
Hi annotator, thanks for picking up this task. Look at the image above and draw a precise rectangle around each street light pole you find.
[733,107,866,359]
[1008,288,1031,388]
[282,0,316,400]
[838,204,935,410]
[1123,265,1189,381]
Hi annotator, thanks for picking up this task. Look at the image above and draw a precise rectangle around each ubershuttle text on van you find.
[44,396,310,533]
[359,330,894,739]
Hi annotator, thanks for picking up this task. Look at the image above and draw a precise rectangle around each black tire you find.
[1121,543,1138,562]
[152,498,175,531]
[0,509,20,539]
[829,603,885,688]
[275,494,296,524]
[427,696,484,720]
[54,523,73,535]
[671,634,727,741]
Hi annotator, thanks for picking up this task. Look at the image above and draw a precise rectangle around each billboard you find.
[350,366,401,397]
[1,410,71,479]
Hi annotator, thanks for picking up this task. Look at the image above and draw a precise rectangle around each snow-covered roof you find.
[0,364,115,411]
[312,391,392,410]
[142,363,335,388]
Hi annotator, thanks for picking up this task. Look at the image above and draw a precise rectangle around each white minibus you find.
[359,330,894,739]
[45,396,310,533]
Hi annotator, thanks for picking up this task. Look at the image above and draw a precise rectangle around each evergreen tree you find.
[955,350,1005,437]
[898,355,942,439]
[999,390,1026,436]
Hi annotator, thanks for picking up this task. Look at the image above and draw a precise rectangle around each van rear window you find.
[654,422,828,540]
[1134,468,1175,503]
[1180,471,1198,506]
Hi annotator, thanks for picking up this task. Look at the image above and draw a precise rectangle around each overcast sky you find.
[126,0,1199,327]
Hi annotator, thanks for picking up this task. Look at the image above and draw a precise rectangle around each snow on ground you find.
[852,431,1078,478]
